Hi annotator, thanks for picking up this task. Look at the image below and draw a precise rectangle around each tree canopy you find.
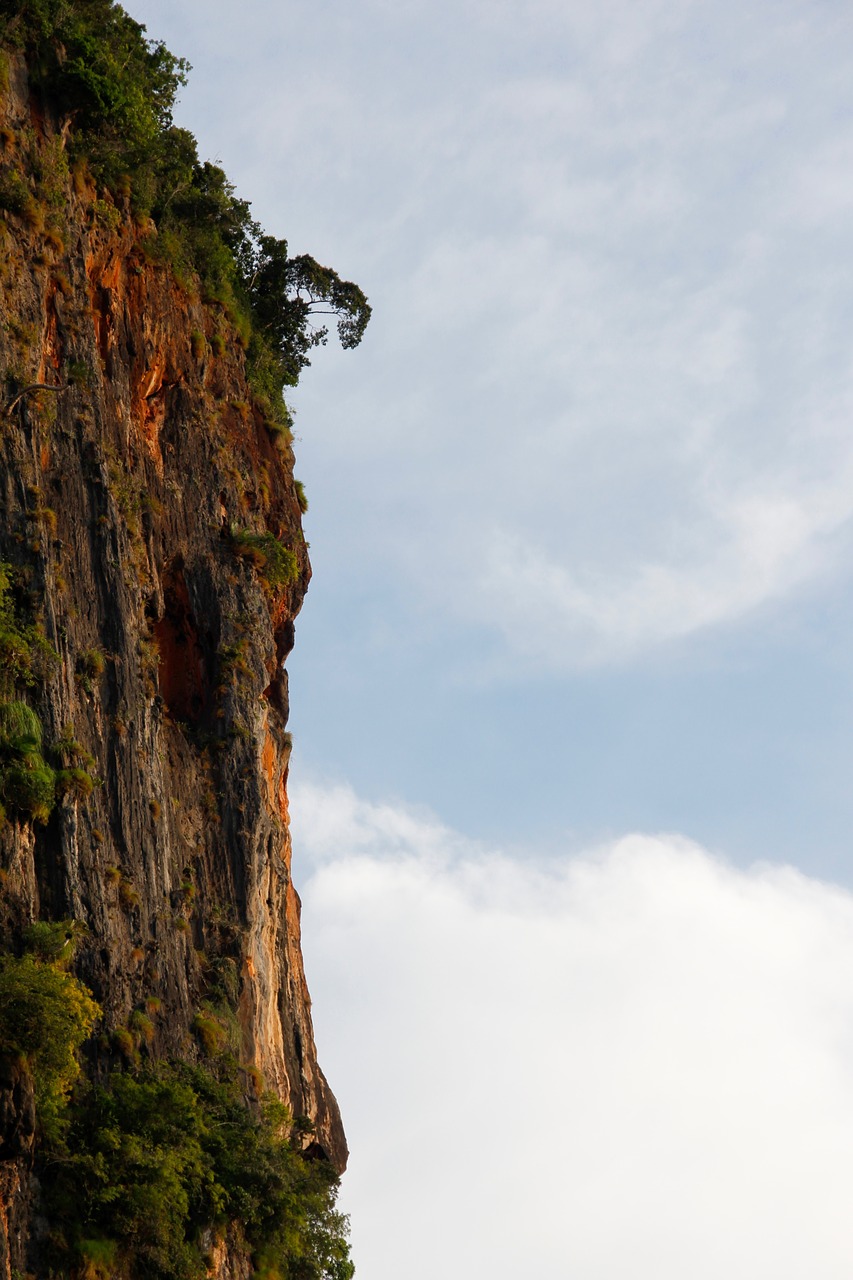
[0,0,371,401]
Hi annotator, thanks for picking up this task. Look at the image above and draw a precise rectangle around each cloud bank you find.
[293,779,853,1279]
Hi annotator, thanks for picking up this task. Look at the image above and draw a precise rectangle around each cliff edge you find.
[0,8,364,1276]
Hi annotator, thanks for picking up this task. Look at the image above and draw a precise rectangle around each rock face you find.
[0,49,345,1272]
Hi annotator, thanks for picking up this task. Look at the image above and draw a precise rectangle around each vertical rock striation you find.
[0,44,346,1272]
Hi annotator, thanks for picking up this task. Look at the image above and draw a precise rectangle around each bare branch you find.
[5,383,70,418]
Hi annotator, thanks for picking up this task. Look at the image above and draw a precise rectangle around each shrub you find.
[111,1026,136,1061]
[65,358,92,387]
[218,638,251,684]
[0,952,99,1139]
[22,919,77,965]
[295,479,309,514]
[0,700,55,821]
[55,767,96,801]
[31,505,57,534]
[78,1237,118,1280]
[230,528,299,589]
[191,1012,226,1057]
[1,757,56,822]
[0,167,30,217]
[128,1009,155,1047]
[92,197,120,231]
[41,1058,353,1280]
[178,879,195,905]
[0,699,42,751]
[78,648,106,681]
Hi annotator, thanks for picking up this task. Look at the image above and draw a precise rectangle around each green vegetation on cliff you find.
[0,924,98,1139]
[0,0,371,419]
[0,926,352,1279]
[45,1059,353,1280]
[0,4,359,1276]
[0,566,97,823]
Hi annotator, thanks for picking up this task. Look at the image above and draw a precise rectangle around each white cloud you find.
[293,778,853,1279]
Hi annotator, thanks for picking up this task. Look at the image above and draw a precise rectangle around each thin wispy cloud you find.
[138,0,853,669]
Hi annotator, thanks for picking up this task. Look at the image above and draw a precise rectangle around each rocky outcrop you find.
[0,47,345,1271]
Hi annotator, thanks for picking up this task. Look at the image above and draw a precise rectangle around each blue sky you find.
[133,0,853,1273]
[136,0,853,878]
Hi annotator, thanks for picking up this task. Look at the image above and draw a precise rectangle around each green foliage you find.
[1,0,189,187]
[0,561,58,690]
[55,765,96,799]
[230,527,299,589]
[159,160,371,400]
[92,195,120,229]
[128,1008,155,1047]
[0,701,96,822]
[22,918,77,964]
[191,1011,226,1057]
[42,1058,353,1280]
[118,876,140,909]
[295,480,309,515]
[31,132,69,210]
[0,950,99,1139]
[0,2,370,412]
[79,1236,118,1278]
[0,164,30,216]
[0,756,54,820]
[75,647,106,686]
[240,239,371,387]
[0,569,67,820]
[0,697,41,749]
[0,698,54,821]
[111,1025,136,1060]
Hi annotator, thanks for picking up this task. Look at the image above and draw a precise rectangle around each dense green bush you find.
[0,697,41,749]
[43,1059,354,1280]
[230,527,300,589]
[55,764,96,799]
[0,0,188,182]
[0,921,352,1278]
[0,697,55,821]
[0,699,98,822]
[0,948,99,1139]
[0,755,55,819]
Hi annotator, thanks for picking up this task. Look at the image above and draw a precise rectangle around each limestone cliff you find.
[0,31,351,1278]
